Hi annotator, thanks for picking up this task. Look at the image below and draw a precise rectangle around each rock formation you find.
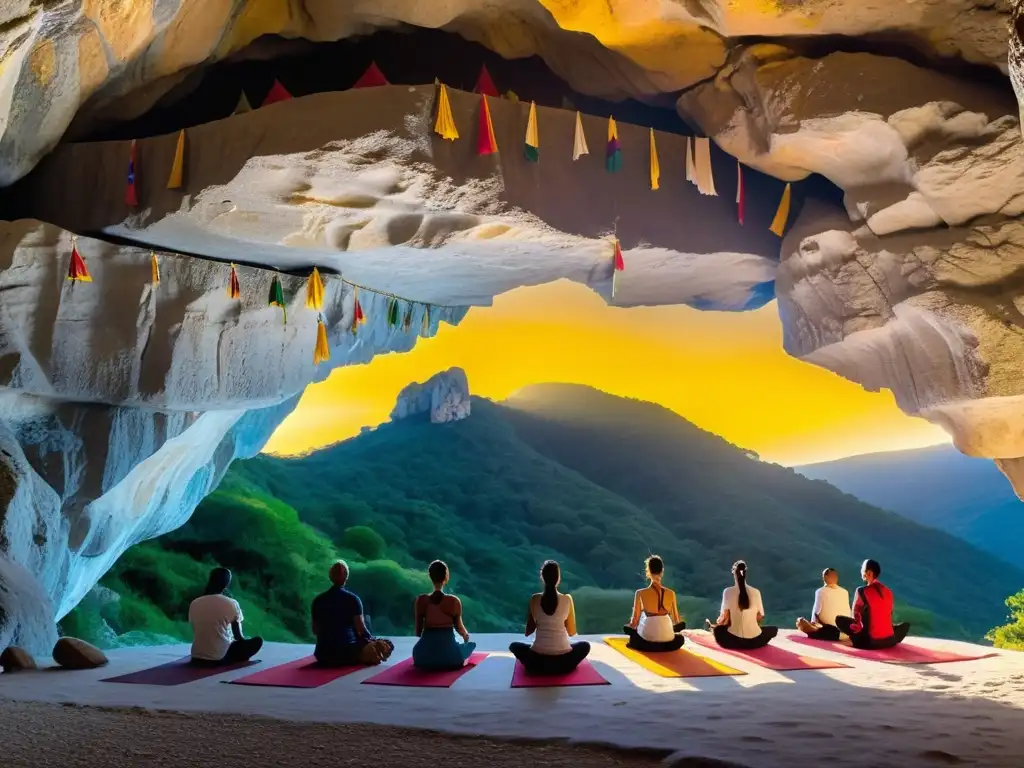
[391,368,472,424]
[0,0,1023,651]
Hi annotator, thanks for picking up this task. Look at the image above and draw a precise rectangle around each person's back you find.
[532,593,572,655]
[814,584,851,628]
[859,581,895,640]
[312,585,362,657]
[189,593,240,661]
[420,594,459,629]
[834,559,909,649]
[723,584,763,639]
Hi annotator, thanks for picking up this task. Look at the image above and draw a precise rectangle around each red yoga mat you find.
[227,656,363,688]
[362,653,489,687]
[511,659,610,688]
[687,631,849,671]
[101,657,259,686]
[788,635,997,665]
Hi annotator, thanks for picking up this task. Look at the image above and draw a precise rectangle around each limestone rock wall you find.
[391,368,471,424]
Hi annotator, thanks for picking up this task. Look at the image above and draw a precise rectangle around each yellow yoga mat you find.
[605,637,745,678]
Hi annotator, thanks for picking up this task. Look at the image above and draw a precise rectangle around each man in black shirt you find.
[311,560,392,666]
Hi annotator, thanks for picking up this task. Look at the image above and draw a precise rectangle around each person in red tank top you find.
[835,559,911,649]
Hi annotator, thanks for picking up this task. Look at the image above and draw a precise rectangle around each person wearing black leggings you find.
[509,561,591,675]
[623,555,686,652]
[705,560,778,650]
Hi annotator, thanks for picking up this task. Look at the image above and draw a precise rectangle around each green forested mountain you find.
[65,385,1023,645]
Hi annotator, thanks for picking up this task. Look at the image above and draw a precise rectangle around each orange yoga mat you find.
[604,637,744,678]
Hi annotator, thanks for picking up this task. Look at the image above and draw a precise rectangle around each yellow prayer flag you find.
[150,252,160,285]
[649,129,660,191]
[434,84,459,141]
[313,318,330,364]
[305,267,325,311]
[770,183,793,237]
[167,130,185,189]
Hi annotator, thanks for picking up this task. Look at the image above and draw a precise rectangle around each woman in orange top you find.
[624,555,686,652]
[412,560,476,670]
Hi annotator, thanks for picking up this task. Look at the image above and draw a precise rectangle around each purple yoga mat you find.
[102,657,259,685]
[510,659,610,688]
[227,656,363,688]
[362,653,489,687]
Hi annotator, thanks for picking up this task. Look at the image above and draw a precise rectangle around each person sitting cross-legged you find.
[835,559,911,650]
[412,560,477,671]
[796,567,852,641]
[704,560,778,650]
[509,560,591,676]
[311,560,394,667]
[188,567,263,666]
[623,555,686,652]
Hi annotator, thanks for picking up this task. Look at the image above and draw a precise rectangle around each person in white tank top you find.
[623,555,686,652]
[704,560,778,650]
[797,567,852,641]
[509,561,591,676]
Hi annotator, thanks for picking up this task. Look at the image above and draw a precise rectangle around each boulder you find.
[52,637,108,670]
[0,646,37,672]
[391,368,472,424]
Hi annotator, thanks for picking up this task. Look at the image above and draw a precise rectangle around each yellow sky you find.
[265,280,950,466]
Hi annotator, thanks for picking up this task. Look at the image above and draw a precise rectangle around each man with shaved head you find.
[311,560,392,666]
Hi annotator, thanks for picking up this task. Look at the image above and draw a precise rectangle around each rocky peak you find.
[391,368,471,424]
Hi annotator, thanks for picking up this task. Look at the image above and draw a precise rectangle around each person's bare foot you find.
[703,618,713,632]
[796,617,817,635]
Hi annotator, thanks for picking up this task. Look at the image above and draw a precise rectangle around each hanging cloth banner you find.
[402,305,413,332]
[422,304,431,334]
[387,298,400,328]
[649,128,660,190]
[524,102,540,162]
[167,130,185,189]
[434,84,459,141]
[150,252,160,286]
[67,238,92,283]
[770,183,792,237]
[269,274,287,324]
[125,139,139,208]
[478,95,498,156]
[353,61,389,88]
[611,238,625,299]
[313,316,330,364]
[234,92,252,115]
[736,161,745,226]
[351,288,366,333]
[573,111,589,161]
[474,65,500,97]
[694,137,717,196]
[606,116,622,172]
[262,79,292,107]
[305,267,325,311]
[227,263,240,299]
[685,137,695,185]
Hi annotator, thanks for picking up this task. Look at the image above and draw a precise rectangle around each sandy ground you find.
[2,632,1023,768]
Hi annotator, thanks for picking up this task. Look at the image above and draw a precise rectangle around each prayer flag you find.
[524,102,539,162]
[402,305,412,332]
[234,92,252,115]
[305,267,325,311]
[125,140,138,207]
[474,65,499,97]
[694,137,717,196]
[227,264,240,299]
[167,130,185,189]
[770,183,792,237]
[67,239,92,283]
[505,90,519,103]
[269,274,286,324]
[685,137,695,184]
[150,252,160,286]
[613,239,625,272]
[353,61,388,88]
[262,79,292,107]
[354,289,365,325]
[736,161,745,226]
[387,298,399,328]
[422,304,431,335]
[434,84,459,141]
[478,95,498,156]
[606,116,621,173]
[649,128,660,190]
[573,111,589,161]
[313,316,330,364]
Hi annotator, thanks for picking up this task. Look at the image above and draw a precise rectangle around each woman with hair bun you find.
[623,555,686,652]
[705,560,778,650]
[508,560,591,675]
[411,560,476,670]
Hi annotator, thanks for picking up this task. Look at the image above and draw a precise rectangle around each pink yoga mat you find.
[788,635,997,665]
[362,653,489,687]
[687,631,849,671]
[102,657,259,686]
[227,656,363,688]
[510,659,610,688]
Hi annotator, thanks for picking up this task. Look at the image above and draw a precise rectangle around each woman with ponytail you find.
[411,560,476,670]
[508,560,591,676]
[623,555,686,652]
[704,560,778,650]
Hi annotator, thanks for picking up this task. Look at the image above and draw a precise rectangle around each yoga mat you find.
[102,657,259,686]
[362,653,489,688]
[687,631,849,671]
[788,635,997,665]
[604,637,744,678]
[227,656,363,688]
[511,659,610,688]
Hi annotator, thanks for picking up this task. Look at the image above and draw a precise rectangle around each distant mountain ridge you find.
[797,444,1024,569]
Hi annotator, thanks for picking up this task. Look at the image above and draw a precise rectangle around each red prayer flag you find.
[354,296,364,323]
[474,65,499,98]
[477,95,498,156]
[613,239,625,271]
[67,242,92,282]
[353,62,389,88]
[262,79,292,107]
